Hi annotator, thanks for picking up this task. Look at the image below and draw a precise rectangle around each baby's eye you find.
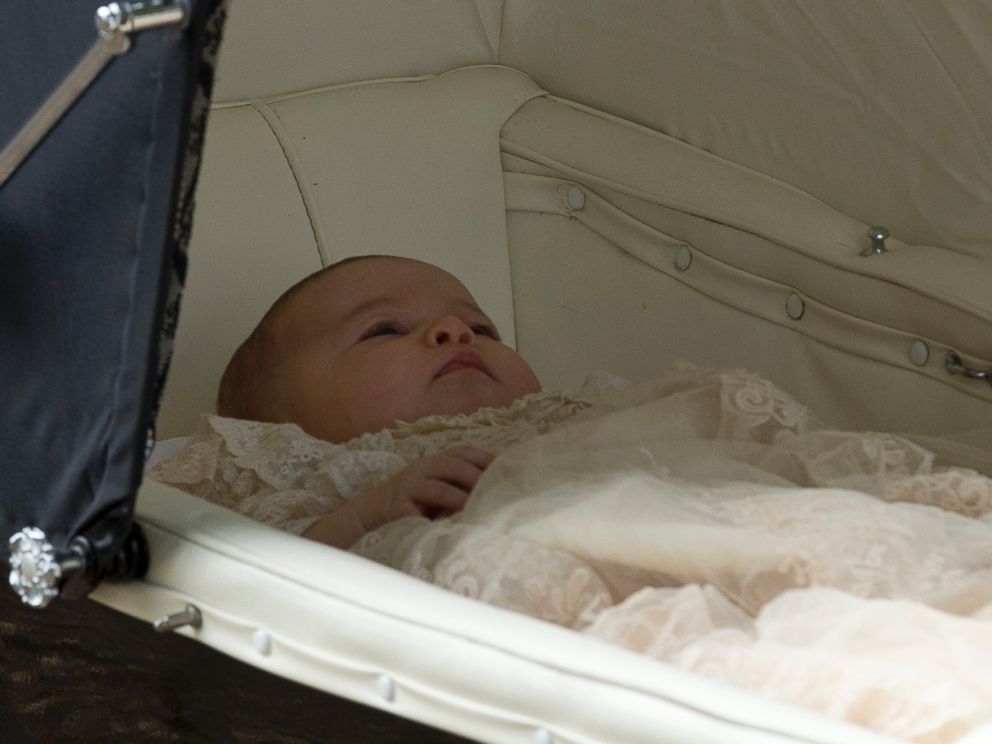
[471,324,500,341]
[360,322,404,341]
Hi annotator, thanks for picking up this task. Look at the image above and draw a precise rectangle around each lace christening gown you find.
[150,366,992,743]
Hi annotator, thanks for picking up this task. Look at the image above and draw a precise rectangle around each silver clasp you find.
[860,226,890,257]
[945,352,992,385]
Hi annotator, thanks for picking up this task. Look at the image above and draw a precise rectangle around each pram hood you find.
[1,0,225,601]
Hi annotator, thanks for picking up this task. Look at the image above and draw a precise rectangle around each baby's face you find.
[274,257,542,442]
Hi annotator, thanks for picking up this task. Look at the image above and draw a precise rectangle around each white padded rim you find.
[94,481,892,744]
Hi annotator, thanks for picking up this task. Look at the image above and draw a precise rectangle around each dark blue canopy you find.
[0,0,225,602]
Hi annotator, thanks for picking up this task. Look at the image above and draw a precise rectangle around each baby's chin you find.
[430,387,536,419]
[429,374,540,414]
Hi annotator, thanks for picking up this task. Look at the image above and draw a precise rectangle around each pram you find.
[4,2,991,741]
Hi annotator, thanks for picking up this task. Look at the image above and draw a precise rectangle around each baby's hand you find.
[353,446,494,532]
[301,446,493,549]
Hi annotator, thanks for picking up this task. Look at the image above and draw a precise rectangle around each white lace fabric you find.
[149,388,594,535]
[149,366,992,742]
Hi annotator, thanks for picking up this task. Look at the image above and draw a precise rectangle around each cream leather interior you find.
[124,3,992,743]
[158,0,992,438]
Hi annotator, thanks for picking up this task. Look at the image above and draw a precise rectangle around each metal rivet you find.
[675,245,693,271]
[153,604,202,633]
[567,185,586,210]
[909,340,930,367]
[785,293,805,320]
[535,729,554,744]
[376,674,396,702]
[861,226,890,256]
[252,629,272,656]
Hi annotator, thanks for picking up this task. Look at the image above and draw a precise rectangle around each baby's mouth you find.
[435,352,494,380]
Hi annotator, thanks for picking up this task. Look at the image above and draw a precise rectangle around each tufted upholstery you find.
[157,0,992,438]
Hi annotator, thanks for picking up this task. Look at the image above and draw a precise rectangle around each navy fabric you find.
[0,1,222,576]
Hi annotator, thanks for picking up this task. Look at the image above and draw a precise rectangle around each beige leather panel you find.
[156,106,323,439]
[500,1,992,259]
[500,97,992,402]
[599,190,992,362]
[213,0,503,103]
[507,209,992,434]
[262,66,544,346]
[501,97,992,335]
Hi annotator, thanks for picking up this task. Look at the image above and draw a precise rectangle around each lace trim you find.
[149,389,591,533]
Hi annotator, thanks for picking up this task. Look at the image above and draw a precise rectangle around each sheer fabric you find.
[150,366,992,742]
[150,387,594,535]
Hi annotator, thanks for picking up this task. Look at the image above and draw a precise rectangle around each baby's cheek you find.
[375,368,435,421]
[326,376,393,435]
[501,350,542,396]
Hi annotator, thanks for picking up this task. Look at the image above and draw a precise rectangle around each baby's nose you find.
[428,316,475,346]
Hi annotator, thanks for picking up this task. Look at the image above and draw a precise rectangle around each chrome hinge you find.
[0,1,189,187]
[8,527,89,608]
[946,351,992,386]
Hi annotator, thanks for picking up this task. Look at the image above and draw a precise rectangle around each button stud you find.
[567,185,586,210]
[675,246,692,271]
[252,628,272,655]
[377,674,396,702]
[785,293,805,320]
[909,340,929,367]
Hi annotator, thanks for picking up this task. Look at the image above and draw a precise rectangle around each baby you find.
[216,255,543,548]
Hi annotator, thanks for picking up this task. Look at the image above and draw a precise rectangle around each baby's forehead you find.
[292,259,485,323]
[340,294,485,322]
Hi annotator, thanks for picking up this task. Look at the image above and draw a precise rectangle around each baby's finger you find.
[414,480,471,515]
[439,445,495,470]
[422,453,489,491]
